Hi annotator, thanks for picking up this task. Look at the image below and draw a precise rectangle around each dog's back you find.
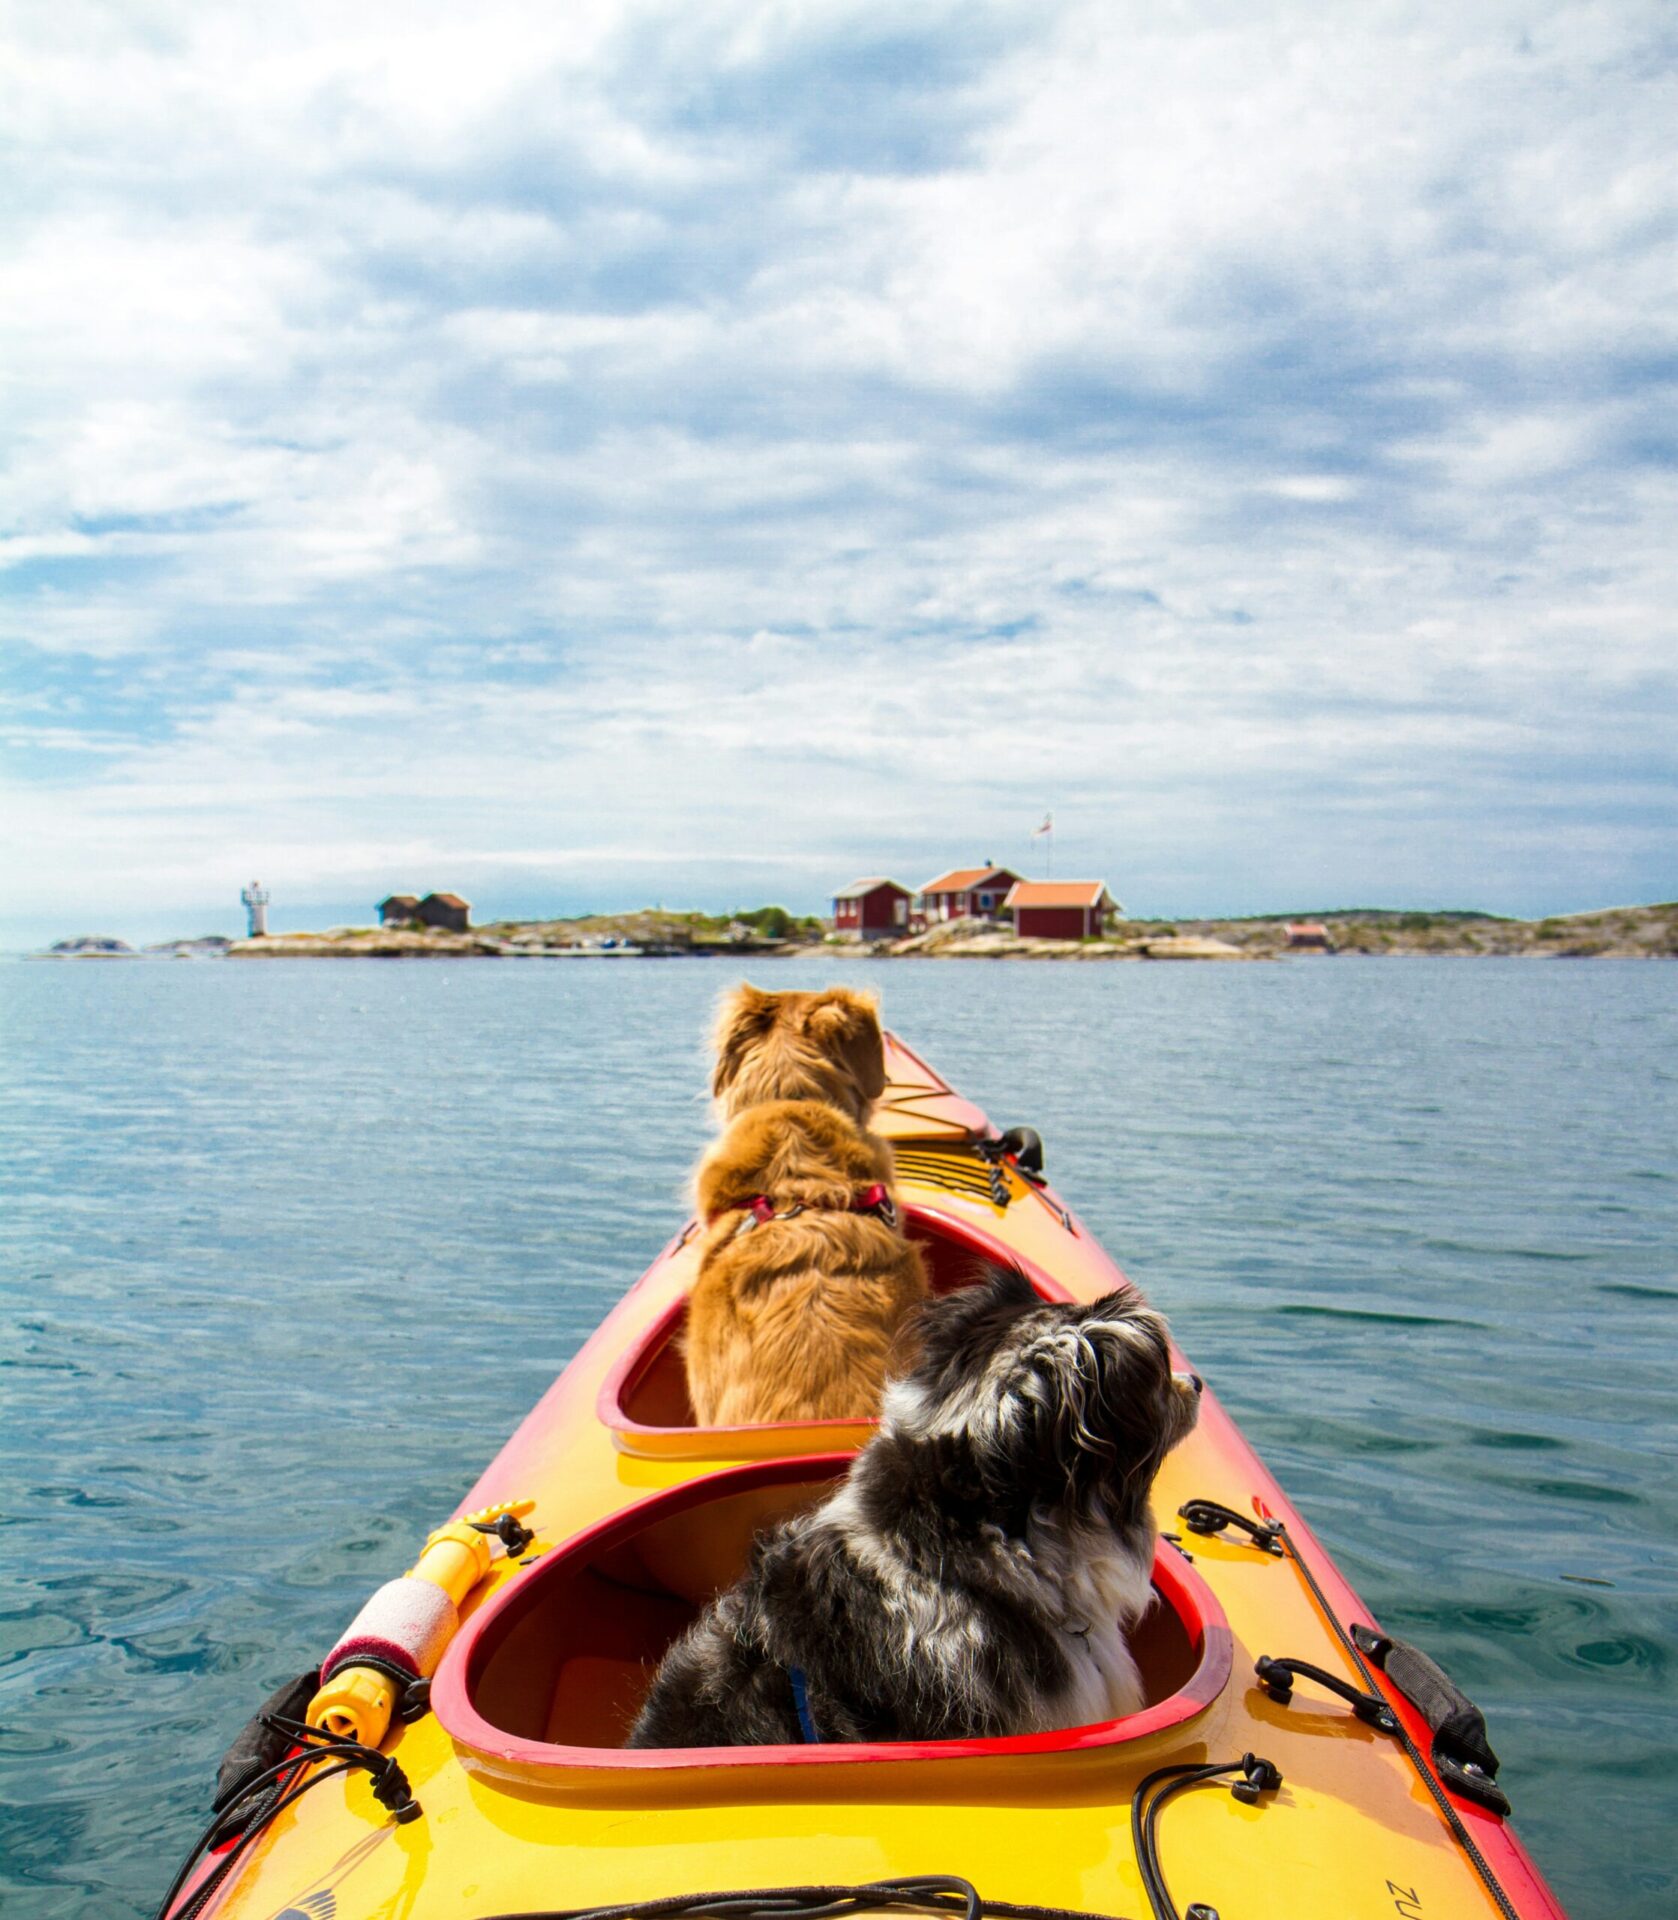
[633,1269,1200,1749]
[685,1100,925,1427]
[684,985,926,1429]
[627,1499,1035,1749]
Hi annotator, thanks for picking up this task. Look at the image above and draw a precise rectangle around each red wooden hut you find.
[1284,921,1333,951]
[831,878,912,940]
[1004,880,1117,940]
[916,865,1023,925]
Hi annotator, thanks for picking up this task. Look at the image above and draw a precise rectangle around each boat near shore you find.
[158,1032,1566,1920]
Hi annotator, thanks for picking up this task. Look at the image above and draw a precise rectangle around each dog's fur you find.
[631,1265,1201,1747]
[710,983,888,1129]
[684,984,927,1428]
[686,1098,926,1426]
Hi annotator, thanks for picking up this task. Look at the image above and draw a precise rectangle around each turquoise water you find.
[1,956,1674,1919]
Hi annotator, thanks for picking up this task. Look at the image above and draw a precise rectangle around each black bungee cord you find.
[477,1879,1135,1920]
[1178,1495,1524,1920]
[1129,1754,1285,1920]
[152,1716,419,1920]
[472,1759,1285,1920]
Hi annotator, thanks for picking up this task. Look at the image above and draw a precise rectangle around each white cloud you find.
[1,0,1675,945]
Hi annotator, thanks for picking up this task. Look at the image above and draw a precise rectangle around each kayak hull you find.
[176,1035,1567,1920]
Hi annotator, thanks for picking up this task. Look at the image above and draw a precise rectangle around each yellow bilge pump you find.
[146,1506,541,1920]
[307,1497,536,1747]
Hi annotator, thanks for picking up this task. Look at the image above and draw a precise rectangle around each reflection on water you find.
[1,955,1674,1919]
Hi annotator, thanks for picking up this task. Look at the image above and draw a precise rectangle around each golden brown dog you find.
[685,985,928,1427]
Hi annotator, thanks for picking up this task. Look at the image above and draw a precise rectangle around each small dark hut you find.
[416,892,472,933]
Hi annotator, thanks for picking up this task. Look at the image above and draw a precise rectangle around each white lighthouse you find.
[240,880,270,938]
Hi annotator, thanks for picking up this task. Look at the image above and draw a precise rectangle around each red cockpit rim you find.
[432,1453,1232,1776]
[596,1205,1079,1449]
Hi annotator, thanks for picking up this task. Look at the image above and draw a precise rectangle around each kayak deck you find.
[190,1036,1565,1920]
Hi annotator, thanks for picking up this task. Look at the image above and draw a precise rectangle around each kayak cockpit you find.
[599,1208,1075,1460]
[432,1455,1231,1782]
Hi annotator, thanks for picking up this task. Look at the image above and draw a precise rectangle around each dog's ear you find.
[1092,1290,1170,1364]
[804,988,886,1104]
[711,983,782,1098]
[1077,1294,1180,1508]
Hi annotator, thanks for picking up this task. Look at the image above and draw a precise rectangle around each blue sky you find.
[2,0,1675,945]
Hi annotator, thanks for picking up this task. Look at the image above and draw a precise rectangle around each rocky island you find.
[36,902,1675,963]
[876,903,1678,961]
[224,906,824,959]
[39,935,139,957]
[209,901,1678,961]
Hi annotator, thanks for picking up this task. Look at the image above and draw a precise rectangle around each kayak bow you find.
[162,1033,1566,1920]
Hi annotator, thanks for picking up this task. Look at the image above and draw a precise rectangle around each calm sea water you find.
[1,956,1674,1919]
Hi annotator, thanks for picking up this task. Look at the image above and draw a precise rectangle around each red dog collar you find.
[714,1183,898,1237]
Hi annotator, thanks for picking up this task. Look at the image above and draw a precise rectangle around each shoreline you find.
[221,899,1678,961]
[31,901,1678,962]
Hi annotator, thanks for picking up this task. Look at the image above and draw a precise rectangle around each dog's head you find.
[883,1264,1199,1529]
[711,983,886,1125]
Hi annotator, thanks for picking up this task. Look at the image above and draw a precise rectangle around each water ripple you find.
[1,955,1674,1920]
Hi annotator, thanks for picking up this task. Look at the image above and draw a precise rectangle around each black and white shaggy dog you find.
[628,1265,1201,1748]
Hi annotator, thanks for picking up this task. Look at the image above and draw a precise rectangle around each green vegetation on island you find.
[880,902,1678,960]
[38,901,1676,961]
[222,906,826,958]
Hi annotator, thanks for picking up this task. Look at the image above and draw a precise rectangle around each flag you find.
[1032,813,1053,838]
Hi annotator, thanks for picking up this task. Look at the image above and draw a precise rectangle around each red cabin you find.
[1004,880,1117,940]
[831,878,911,940]
[1285,921,1333,951]
[916,864,1023,925]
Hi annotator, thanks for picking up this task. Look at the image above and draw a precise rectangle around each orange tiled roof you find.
[920,866,1018,894]
[1004,881,1111,909]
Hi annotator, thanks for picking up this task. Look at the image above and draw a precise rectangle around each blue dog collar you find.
[788,1666,821,1743]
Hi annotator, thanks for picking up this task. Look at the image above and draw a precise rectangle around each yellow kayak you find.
[161,1033,1567,1920]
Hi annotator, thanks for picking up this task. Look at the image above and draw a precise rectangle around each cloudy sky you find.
[3,0,1675,943]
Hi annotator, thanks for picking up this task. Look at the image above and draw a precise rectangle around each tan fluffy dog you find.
[685,985,928,1427]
